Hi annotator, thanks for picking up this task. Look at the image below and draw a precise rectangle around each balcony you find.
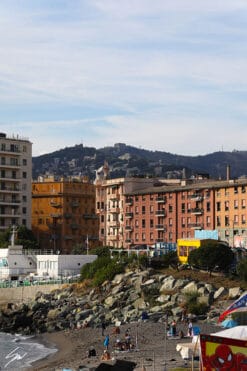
[191,208,203,215]
[0,176,21,182]
[125,198,133,205]
[125,225,133,231]
[108,221,120,228]
[109,194,120,201]
[188,223,203,229]
[0,162,20,168]
[0,186,21,193]
[50,200,61,208]
[109,207,120,214]
[83,214,98,219]
[155,224,166,231]
[0,212,21,217]
[50,213,62,218]
[155,210,166,217]
[125,212,133,218]
[71,223,79,230]
[155,196,167,203]
[189,194,203,202]
[125,238,133,243]
[0,199,20,205]
[0,148,21,155]
[70,201,79,207]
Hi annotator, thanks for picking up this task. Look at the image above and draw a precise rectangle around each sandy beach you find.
[30,320,222,371]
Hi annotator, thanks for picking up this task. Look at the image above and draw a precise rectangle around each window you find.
[242,199,246,209]
[225,216,229,226]
[150,232,154,240]
[22,159,27,166]
[135,233,139,241]
[135,206,139,214]
[135,196,139,201]
[206,202,211,212]
[22,207,26,214]
[242,186,246,194]
[101,228,104,235]
[150,205,154,213]
[234,215,238,225]
[234,187,238,194]
[22,195,27,202]
[181,217,185,228]
[135,220,139,227]
[206,216,211,226]
[234,200,238,209]
[225,201,229,211]
[169,218,172,226]
[142,233,146,241]
[242,215,246,225]
[217,216,221,227]
[181,203,185,213]
[101,215,104,223]
[142,219,146,228]
[169,205,173,213]
[142,195,146,201]
[216,202,221,212]
[150,219,154,228]
[142,206,146,215]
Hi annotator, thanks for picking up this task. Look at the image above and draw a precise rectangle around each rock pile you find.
[0,269,244,334]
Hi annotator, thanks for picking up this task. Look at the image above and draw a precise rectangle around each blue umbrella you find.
[221,319,238,328]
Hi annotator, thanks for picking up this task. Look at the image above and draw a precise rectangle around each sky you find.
[1,0,247,156]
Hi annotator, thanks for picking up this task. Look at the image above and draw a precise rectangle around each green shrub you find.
[80,256,112,280]
[93,260,125,286]
[187,301,208,315]
[237,258,247,281]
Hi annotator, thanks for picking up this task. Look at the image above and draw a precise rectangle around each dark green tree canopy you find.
[188,241,234,272]
[0,226,38,249]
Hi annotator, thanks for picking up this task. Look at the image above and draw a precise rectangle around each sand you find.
[30,321,222,371]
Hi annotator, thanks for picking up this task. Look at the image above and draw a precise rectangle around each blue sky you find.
[1,0,247,156]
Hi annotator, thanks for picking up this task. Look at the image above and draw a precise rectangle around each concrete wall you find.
[0,284,64,305]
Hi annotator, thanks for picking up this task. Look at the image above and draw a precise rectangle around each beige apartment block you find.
[0,133,32,231]
[94,163,158,248]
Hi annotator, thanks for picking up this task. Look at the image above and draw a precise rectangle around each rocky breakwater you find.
[0,269,244,335]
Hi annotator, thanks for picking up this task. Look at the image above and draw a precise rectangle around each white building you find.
[36,254,97,278]
[0,133,32,230]
[0,245,36,280]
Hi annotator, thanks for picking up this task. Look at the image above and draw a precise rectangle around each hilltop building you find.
[0,132,32,231]
[32,176,99,253]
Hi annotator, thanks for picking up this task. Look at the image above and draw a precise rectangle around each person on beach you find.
[171,319,177,336]
[101,321,106,336]
[103,334,110,350]
[101,349,111,361]
[188,320,193,337]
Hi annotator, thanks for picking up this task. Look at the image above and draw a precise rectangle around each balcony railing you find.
[155,224,166,231]
[125,225,133,231]
[191,208,203,215]
[125,212,133,218]
[188,223,203,229]
[155,196,167,203]
[189,194,203,201]
[125,198,133,205]
[155,210,166,216]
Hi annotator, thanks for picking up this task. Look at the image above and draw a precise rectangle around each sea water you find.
[0,332,57,370]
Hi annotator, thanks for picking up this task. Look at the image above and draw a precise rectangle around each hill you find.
[32,143,247,180]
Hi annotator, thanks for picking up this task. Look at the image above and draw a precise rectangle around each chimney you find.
[226,164,231,181]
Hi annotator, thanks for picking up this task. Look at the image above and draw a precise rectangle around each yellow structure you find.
[177,238,213,264]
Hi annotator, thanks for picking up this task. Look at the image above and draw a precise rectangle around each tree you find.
[0,226,38,249]
[188,241,234,272]
[237,258,247,281]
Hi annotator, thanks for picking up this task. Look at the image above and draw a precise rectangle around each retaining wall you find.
[0,284,64,304]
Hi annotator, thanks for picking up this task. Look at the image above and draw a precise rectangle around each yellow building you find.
[177,238,214,264]
[32,176,99,254]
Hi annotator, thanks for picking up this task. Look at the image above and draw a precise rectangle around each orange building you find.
[32,176,99,253]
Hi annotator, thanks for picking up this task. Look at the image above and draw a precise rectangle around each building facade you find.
[0,133,32,231]
[32,176,99,253]
[123,179,247,248]
[94,163,159,248]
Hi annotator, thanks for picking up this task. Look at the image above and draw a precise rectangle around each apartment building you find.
[32,176,99,253]
[124,179,247,248]
[0,133,32,231]
[94,163,159,248]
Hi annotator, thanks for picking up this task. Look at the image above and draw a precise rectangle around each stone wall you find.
[0,284,63,304]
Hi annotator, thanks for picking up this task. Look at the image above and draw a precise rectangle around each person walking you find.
[188,320,193,337]
[103,334,110,350]
[171,319,177,337]
[101,321,106,336]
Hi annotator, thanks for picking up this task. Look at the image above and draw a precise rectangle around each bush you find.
[188,242,234,272]
[237,258,247,281]
[80,256,112,280]
[187,302,208,315]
